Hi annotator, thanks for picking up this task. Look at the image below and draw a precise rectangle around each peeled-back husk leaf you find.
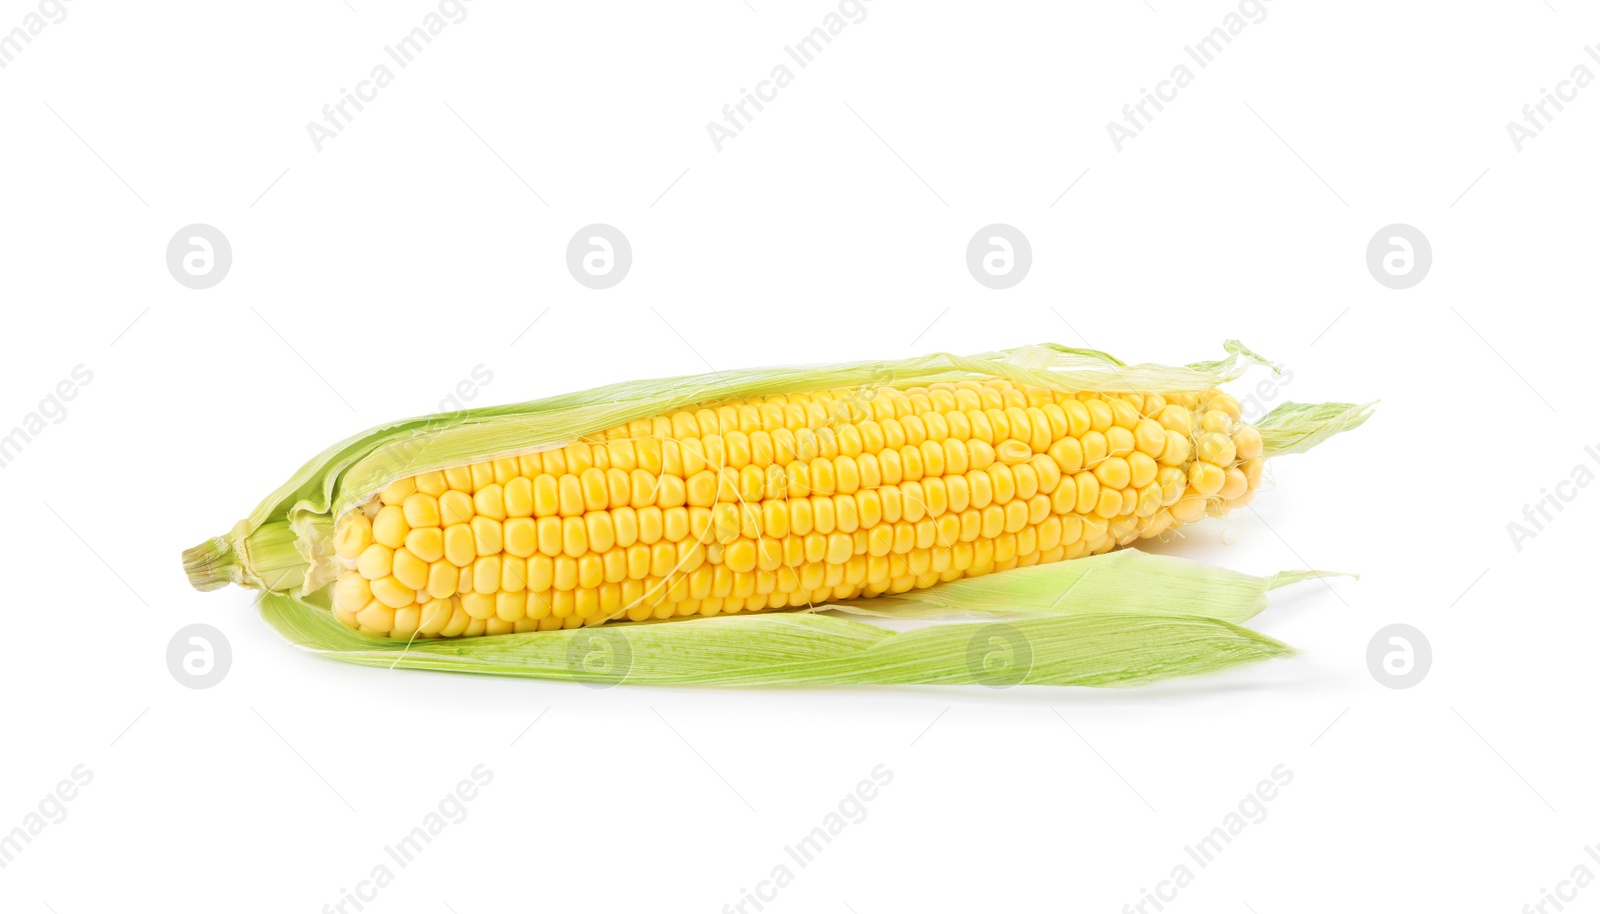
[184,341,1366,688]
[257,550,1318,686]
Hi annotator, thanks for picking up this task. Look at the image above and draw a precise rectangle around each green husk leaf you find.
[1257,400,1375,458]
[247,548,1328,686]
[258,591,1295,687]
[823,548,1347,624]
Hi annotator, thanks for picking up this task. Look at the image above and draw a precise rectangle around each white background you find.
[2,1,1595,911]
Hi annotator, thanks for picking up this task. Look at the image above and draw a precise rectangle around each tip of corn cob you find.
[183,535,241,592]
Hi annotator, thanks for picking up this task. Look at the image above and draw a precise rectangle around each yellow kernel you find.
[1134,419,1167,457]
[471,516,503,556]
[493,458,519,484]
[1093,456,1131,490]
[1095,487,1122,518]
[1106,426,1135,458]
[503,517,536,557]
[1172,494,1207,524]
[1128,451,1159,489]
[418,598,453,634]
[1109,397,1140,429]
[443,523,476,566]
[987,465,1016,505]
[826,533,853,564]
[414,471,448,497]
[1197,432,1237,466]
[997,440,1031,465]
[473,556,501,593]
[1048,437,1084,473]
[1086,399,1114,431]
[1155,404,1191,434]
[1050,477,1077,514]
[1220,466,1250,500]
[1234,426,1263,460]
[1207,393,1242,419]
[356,601,395,631]
[426,561,458,600]
[578,554,604,589]
[1074,472,1099,515]
[686,470,720,507]
[501,556,527,593]
[370,576,415,609]
[372,505,409,549]
[462,592,497,620]
[558,475,585,516]
[637,507,664,544]
[586,511,616,553]
[656,475,687,508]
[562,516,588,558]
[532,475,560,517]
[392,548,430,591]
[334,513,372,561]
[332,574,371,613]
[1159,430,1191,467]
[439,490,474,526]
[1201,409,1233,434]
[1189,461,1226,497]
[470,462,495,491]
[1242,457,1264,487]
[1137,483,1163,517]
[438,599,471,636]
[1081,431,1108,467]
[606,468,632,508]
[496,591,526,623]
[1004,500,1029,534]
[528,555,554,592]
[404,527,444,564]
[525,591,553,620]
[380,477,416,506]
[579,467,609,512]
[473,484,507,520]
[357,543,393,580]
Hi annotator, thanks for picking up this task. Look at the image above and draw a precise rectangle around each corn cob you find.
[326,379,1266,639]
[183,342,1369,686]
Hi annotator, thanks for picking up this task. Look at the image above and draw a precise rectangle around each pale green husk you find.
[185,341,1368,688]
[259,551,1319,686]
